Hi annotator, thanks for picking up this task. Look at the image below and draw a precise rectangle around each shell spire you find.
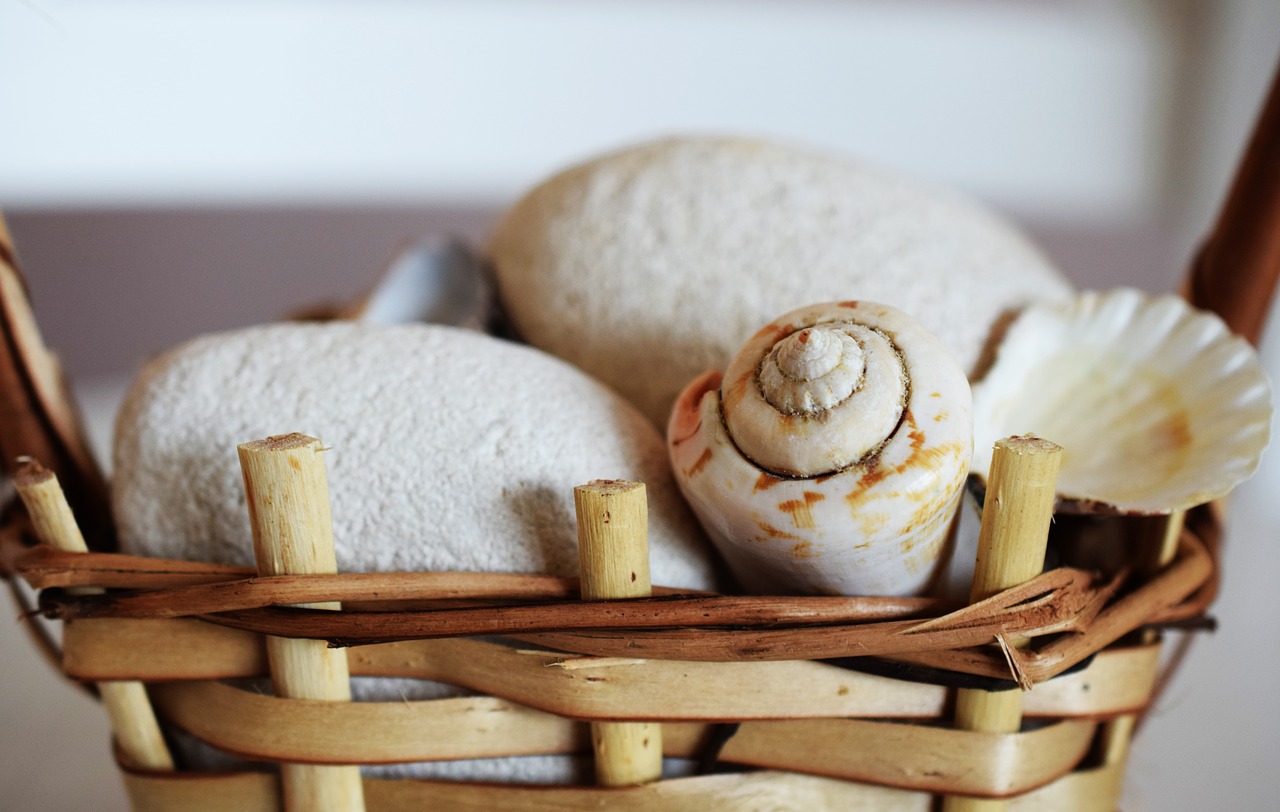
[725,317,908,478]
[758,326,864,414]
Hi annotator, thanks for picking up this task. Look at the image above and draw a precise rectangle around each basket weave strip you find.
[40,580,944,626]
[63,620,1159,720]
[154,684,595,763]
[722,717,1094,796]
[34,528,1212,690]
[514,531,1211,683]
[13,544,590,597]
[889,526,1217,686]
[116,759,1127,811]
[17,544,941,623]
[148,680,1092,797]
[36,562,1102,647]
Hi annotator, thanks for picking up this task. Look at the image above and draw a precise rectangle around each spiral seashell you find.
[669,301,973,596]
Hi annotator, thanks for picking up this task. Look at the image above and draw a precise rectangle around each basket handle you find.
[0,214,115,551]
[1185,57,1280,346]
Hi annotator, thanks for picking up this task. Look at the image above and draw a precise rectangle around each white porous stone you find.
[112,321,719,782]
[488,136,1073,426]
[112,321,716,589]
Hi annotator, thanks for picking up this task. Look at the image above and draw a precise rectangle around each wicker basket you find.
[1,67,1277,812]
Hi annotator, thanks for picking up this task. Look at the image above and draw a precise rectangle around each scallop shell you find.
[971,288,1273,514]
[669,301,972,596]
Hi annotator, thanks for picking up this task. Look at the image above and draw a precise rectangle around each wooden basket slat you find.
[151,683,596,764]
[63,618,266,681]
[64,620,1159,721]
[121,769,281,812]
[116,761,1127,812]
[118,768,931,812]
[719,717,1096,798]
[147,679,1095,798]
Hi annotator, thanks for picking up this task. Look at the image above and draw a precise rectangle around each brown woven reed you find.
[1,60,1277,811]
[0,482,1216,810]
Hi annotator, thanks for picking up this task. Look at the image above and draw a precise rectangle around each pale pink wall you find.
[6,206,1191,383]
[6,207,497,380]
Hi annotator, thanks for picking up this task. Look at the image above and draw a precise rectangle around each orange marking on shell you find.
[754,519,805,543]
[670,370,722,444]
[905,410,926,452]
[685,448,713,478]
[899,534,916,556]
[753,320,797,345]
[900,533,946,575]
[778,491,825,529]
[845,459,889,513]
[856,511,891,537]
[754,472,785,492]
[791,540,818,559]
[722,368,754,412]
[1155,411,1193,453]
[845,410,964,516]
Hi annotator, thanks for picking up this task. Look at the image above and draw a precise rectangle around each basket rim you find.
[3,505,1219,688]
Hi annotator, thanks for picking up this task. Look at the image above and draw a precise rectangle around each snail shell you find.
[669,302,972,596]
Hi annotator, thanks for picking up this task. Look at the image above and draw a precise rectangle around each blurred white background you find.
[1,1,1278,810]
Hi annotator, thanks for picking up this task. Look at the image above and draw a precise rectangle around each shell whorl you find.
[757,326,864,415]
[724,315,908,478]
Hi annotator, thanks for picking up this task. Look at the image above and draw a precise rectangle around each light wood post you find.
[943,436,1062,812]
[238,434,365,812]
[14,459,175,771]
[1097,508,1185,766]
[574,480,663,786]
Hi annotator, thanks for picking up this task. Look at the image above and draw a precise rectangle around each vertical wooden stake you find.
[943,436,1062,812]
[574,479,663,787]
[1098,508,1186,767]
[238,434,365,812]
[14,458,175,771]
